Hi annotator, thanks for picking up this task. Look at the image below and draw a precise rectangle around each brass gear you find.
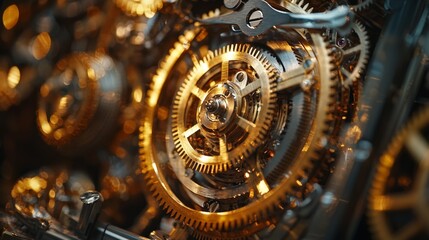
[172,44,278,174]
[368,106,429,240]
[37,52,123,153]
[140,23,336,235]
[114,0,163,17]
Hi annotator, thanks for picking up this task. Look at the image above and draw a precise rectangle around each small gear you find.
[172,44,278,174]
[329,20,370,88]
[368,106,429,240]
[114,0,163,17]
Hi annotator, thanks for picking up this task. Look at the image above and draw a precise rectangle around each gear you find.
[172,44,278,174]
[140,22,336,235]
[329,20,370,87]
[37,52,123,154]
[368,106,429,240]
[114,0,163,17]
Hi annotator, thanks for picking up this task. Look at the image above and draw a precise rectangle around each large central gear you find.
[172,44,278,174]
[140,22,337,237]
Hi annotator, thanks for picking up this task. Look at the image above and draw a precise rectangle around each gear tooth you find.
[303,3,309,10]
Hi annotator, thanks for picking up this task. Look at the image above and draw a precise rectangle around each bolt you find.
[336,37,347,48]
[224,0,242,9]
[300,79,313,91]
[234,71,247,82]
[303,59,314,71]
[247,9,263,29]
[205,99,219,113]
[80,191,101,204]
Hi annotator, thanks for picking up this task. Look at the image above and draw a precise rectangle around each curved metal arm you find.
[199,0,354,36]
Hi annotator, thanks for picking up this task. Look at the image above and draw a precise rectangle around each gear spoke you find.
[278,66,309,92]
[183,124,200,138]
[343,44,363,55]
[237,116,257,131]
[341,66,353,78]
[405,131,429,167]
[241,80,261,96]
[219,134,228,159]
[371,192,418,211]
[221,60,229,82]
[191,85,206,101]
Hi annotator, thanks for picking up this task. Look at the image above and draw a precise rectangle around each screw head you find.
[247,9,263,29]
[224,0,242,9]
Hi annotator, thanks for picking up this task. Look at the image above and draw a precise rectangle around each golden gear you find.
[37,52,123,152]
[368,106,429,240]
[140,22,337,236]
[114,0,163,17]
[172,44,278,174]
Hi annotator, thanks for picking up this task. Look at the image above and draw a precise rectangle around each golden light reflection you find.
[7,66,20,88]
[123,120,136,134]
[256,180,270,195]
[40,84,50,97]
[57,95,72,116]
[41,120,52,134]
[87,68,96,80]
[54,129,64,140]
[133,87,143,103]
[2,4,19,30]
[11,176,47,198]
[32,32,52,60]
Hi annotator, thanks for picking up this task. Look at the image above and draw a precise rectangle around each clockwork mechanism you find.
[140,18,338,237]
